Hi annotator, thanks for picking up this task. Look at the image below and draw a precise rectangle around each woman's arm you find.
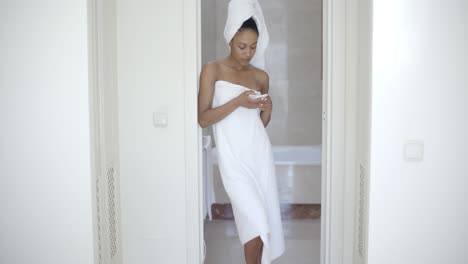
[198,63,258,128]
[260,106,272,127]
[259,72,272,127]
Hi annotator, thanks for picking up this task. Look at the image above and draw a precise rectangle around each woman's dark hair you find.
[239,17,259,35]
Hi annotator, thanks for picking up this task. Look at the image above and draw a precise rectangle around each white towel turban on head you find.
[224,0,270,71]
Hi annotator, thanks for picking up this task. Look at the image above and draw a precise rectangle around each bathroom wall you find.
[368,1,468,263]
[0,1,95,263]
[201,0,217,65]
[201,0,217,138]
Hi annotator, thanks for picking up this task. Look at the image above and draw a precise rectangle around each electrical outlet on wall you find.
[404,140,424,162]
[153,107,168,127]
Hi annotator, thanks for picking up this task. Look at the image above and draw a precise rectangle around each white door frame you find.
[183,0,359,263]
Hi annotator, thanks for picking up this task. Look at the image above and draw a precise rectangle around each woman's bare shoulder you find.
[200,61,221,93]
[252,67,269,90]
[201,60,223,78]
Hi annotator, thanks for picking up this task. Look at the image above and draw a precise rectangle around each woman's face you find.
[229,29,258,66]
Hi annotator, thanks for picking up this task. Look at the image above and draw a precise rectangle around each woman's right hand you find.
[235,90,262,109]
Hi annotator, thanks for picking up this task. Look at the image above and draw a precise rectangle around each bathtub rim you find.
[210,144,322,166]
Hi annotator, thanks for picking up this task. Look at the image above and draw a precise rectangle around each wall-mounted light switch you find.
[404,140,424,162]
[153,111,168,127]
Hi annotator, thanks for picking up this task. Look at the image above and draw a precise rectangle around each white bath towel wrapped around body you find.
[212,80,285,263]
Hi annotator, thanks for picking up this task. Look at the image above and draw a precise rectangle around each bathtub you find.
[211,144,322,166]
[271,145,321,165]
[202,135,322,220]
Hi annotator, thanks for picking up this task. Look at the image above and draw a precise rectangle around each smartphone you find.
[248,93,269,100]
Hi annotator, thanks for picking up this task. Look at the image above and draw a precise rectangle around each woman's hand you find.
[258,96,272,114]
[235,90,263,109]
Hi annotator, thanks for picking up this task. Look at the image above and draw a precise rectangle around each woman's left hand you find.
[258,96,272,113]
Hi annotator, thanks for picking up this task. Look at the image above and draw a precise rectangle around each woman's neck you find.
[225,56,251,71]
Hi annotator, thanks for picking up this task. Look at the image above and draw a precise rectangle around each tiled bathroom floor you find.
[204,219,321,264]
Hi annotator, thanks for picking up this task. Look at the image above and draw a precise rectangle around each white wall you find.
[368,1,468,263]
[115,0,190,263]
[0,1,95,264]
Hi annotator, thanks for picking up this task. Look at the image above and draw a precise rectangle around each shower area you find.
[201,0,323,263]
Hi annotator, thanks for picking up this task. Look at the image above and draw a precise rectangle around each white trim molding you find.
[88,0,123,263]
[183,0,203,263]
[322,0,359,263]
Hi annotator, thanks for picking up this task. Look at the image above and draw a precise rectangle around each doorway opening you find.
[198,1,325,263]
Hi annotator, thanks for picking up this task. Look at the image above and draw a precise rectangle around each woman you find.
[198,13,285,264]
